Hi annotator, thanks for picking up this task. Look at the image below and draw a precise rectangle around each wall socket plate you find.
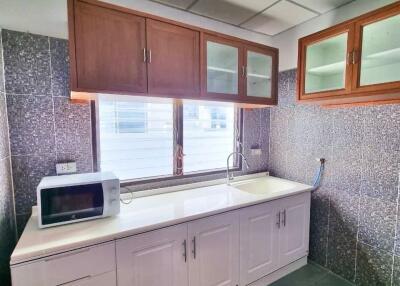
[56,162,77,175]
[250,148,262,156]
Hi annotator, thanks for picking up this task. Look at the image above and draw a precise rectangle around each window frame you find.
[92,99,243,185]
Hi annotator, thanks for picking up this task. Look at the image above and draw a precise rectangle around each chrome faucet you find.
[226,151,250,184]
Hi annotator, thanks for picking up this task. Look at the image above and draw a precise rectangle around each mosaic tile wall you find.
[269,69,400,285]
[0,29,17,285]
[1,29,93,236]
[1,29,270,236]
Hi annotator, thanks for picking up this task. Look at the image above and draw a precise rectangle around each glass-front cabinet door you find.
[204,35,243,97]
[245,48,273,99]
[299,24,354,99]
[353,8,400,92]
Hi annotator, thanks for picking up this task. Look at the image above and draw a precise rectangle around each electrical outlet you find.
[56,162,77,175]
[250,148,262,156]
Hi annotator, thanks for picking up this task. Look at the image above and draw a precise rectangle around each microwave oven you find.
[37,172,120,228]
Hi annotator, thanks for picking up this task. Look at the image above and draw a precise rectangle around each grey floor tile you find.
[270,264,328,286]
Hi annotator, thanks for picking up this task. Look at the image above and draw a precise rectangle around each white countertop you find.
[11,174,312,265]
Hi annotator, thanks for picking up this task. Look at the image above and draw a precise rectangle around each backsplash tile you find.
[0,92,10,159]
[269,69,400,285]
[6,94,55,156]
[12,154,57,215]
[309,188,329,266]
[49,37,70,97]
[0,30,16,286]
[358,195,397,252]
[393,256,400,285]
[2,30,51,96]
[355,243,393,286]
[54,96,92,156]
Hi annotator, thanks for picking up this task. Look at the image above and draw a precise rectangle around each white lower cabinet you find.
[240,192,310,285]
[11,242,116,286]
[278,193,310,267]
[116,224,188,286]
[11,192,310,286]
[188,212,240,286]
[239,201,280,285]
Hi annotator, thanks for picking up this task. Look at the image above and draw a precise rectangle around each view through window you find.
[97,95,239,181]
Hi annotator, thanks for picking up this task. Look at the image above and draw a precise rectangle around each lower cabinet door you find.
[278,192,311,267]
[116,224,188,286]
[239,202,280,285]
[188,212,240,286]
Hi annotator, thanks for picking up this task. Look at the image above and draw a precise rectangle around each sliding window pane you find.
[98,95,173,181]
[183,103,236,173]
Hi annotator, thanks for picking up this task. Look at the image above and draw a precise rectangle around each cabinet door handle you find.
[143,48,147,63]
[282,209,286,227]
[346,51,351,65]
[148,49,152,63]
[183,239,187,262]
[352,50,357,65]
[276,211,281,228]
[242,66,246,77]
[192,237,196,259]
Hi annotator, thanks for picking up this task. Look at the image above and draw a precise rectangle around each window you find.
[97,95,240,181]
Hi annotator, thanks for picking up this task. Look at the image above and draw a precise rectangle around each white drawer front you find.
[60,271,116,286]
[12,242,116,286]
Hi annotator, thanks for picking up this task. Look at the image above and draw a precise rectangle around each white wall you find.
[272,0,398,71]
[0,0,272,46]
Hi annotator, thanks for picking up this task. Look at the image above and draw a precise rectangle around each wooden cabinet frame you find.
[297,1,400,106]
[68,0,279,106]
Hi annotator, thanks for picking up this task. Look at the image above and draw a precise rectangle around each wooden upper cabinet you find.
[146,19,200,97]
[297,1,400,106]
[68,0,278,106]
[202,34,278,105]
[71,0,147,93]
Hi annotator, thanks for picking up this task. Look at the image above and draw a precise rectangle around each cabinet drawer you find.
[60,271,116,286]
[11,242,116,286]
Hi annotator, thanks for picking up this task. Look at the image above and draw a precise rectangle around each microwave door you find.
[40,183,104,226]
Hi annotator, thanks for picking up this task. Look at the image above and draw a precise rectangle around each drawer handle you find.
[57,275,91,286]
[276,211,281,229]
[183,239,187,262]
[44,248,90,262]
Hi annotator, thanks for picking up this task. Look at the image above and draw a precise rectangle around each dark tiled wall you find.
[269,70,400,285]
[1,29,93,235]
[0,30,17,285]
[1,29,270,233]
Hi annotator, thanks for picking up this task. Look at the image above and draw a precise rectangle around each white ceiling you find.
[152,0,355,35]
[0,0,357,40]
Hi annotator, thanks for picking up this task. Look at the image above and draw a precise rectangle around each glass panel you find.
[183,103,236,173]
[207,41,238,94]
[41,184,104,225]
[247,51,272,98]
[305,33,348,93]
[360,14,400,86]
